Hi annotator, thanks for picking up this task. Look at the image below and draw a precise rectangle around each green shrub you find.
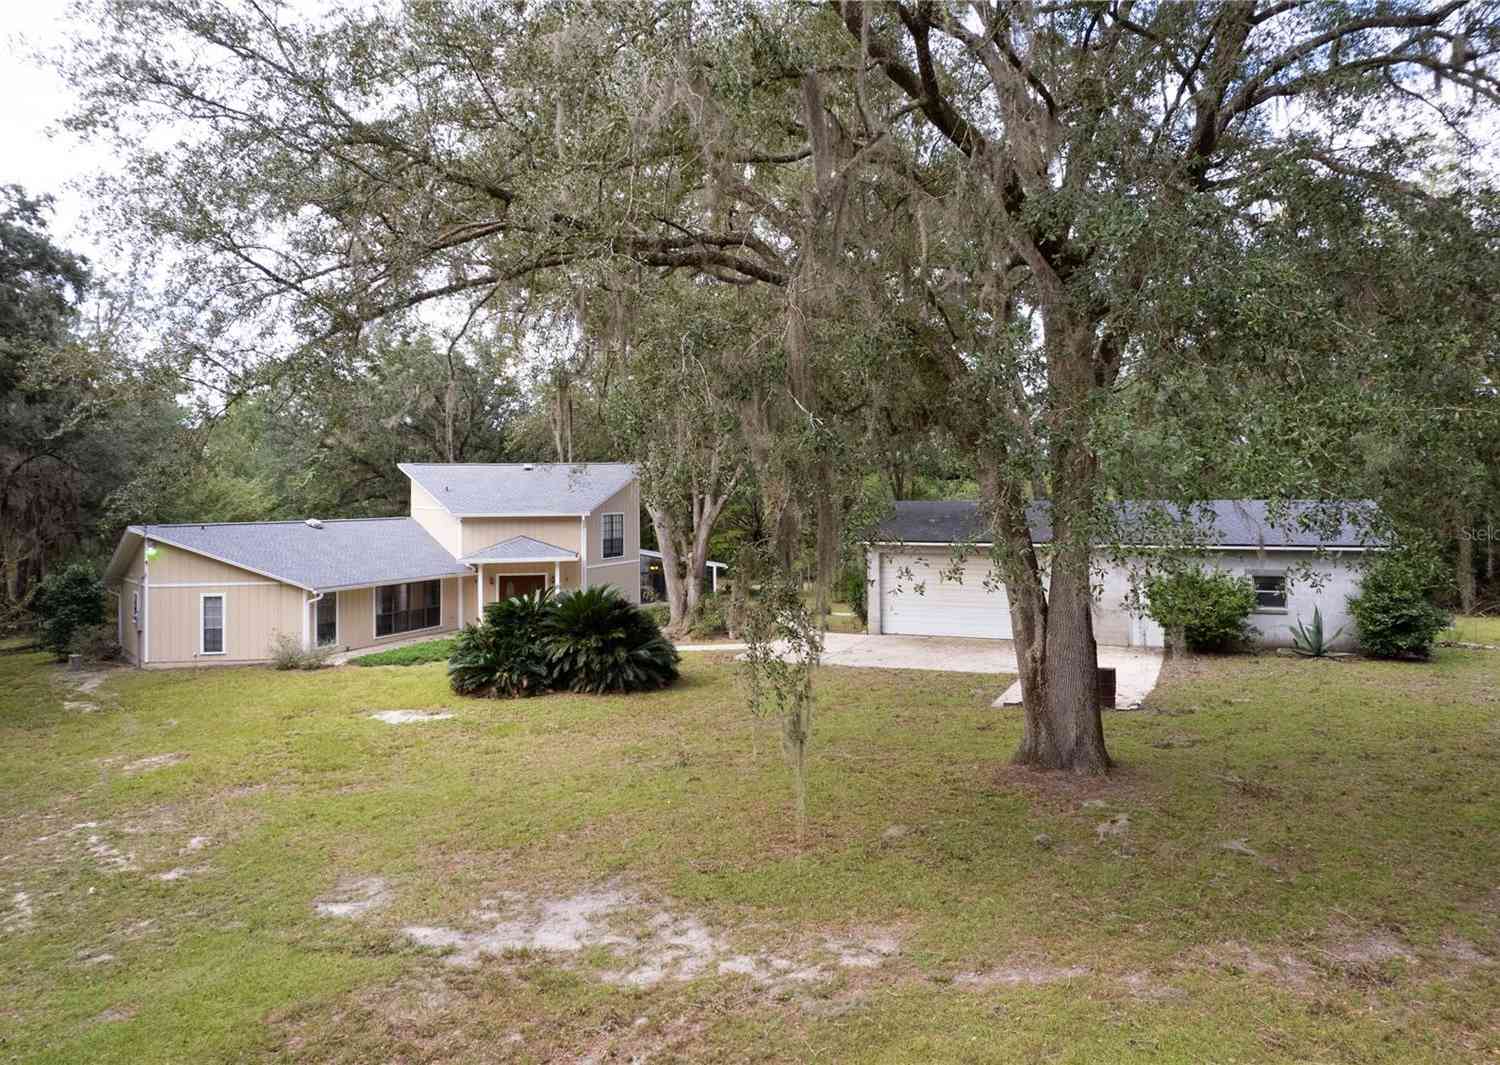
[541,586,680,694]
[1144,567,1256,652]
[448,590,554,697]
[32,564,104,658]
[688,593,729,638]
[68,622,121,663]
[1348,551,1451,659]
[641,601,672,629]
[839,555,868,624]
[267,631,333,670]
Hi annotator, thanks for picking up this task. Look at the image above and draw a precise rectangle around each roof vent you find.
[522,463,535,471]
[304,518,324,530]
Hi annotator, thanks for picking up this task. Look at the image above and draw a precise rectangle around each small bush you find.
[1144,568,1256,652]
[268,631,333,670]
[68,622,121,663]
[688,593,729,638]
[839,555,868,624]
[32,564,105,658]
[448,590,554,697]
[1348,551,1451,659]
[541,586,680,694]
[641,601,672,629]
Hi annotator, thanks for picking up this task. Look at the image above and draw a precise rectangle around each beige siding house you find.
[105,463,640,667]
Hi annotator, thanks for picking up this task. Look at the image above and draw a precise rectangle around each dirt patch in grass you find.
[368,710,455,724]
[314,876,393,918]
[951,963,1089,988]
[390,883,902,991]
[988,761,1152,810]
[1198,941,1319,994]
[119,753,188,775]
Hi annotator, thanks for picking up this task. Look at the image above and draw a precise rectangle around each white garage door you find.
[879,551,1012,639]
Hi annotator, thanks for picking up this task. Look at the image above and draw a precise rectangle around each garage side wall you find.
[1201,551,1363,650]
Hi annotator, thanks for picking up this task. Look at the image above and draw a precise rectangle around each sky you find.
[1,1,112,259]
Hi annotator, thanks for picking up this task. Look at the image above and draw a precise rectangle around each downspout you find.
[580,516,589,590]
[304,590,324,650]
[141,527,150,668]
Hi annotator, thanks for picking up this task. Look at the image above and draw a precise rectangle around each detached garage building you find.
[866,500,1373,651]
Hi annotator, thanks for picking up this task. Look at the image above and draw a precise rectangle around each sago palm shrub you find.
[447,589,555,697]
[541,586,681,694]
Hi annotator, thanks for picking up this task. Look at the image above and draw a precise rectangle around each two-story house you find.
[103,463,640,667]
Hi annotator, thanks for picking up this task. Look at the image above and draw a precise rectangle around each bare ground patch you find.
[326,881,903,993]
[314,876,393,918]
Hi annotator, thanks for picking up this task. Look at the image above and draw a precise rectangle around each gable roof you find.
[460,535,579,564]
[106,518,472,591]
[874,499,1377,550]
[401,462,635,516]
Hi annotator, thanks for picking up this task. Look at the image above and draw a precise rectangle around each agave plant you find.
[447,588,555,697]
[1289,606,1344,658]
[542,586,681,694]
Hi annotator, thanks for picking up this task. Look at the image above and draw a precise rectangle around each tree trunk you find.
[1002,315,1112,774]
[1487,516,1496,586]
[1457,514,1476,614]
[812,461,838,629]
[649,508,690,630]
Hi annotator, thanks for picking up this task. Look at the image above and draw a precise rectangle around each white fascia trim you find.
[639,549,727,569]
[450,511,589,518]
[315,573,469,594]
[462,555,578,564]
[132,533,315,591]
[586,558,640,570]
[148,580,280,588]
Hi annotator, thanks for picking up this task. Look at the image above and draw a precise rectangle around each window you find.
[601,513,625,559]
[1252,574,1287,611]
[375,580,441,637]
[201,594,225,654]
[315,593,338,647]
[131,592,140,626]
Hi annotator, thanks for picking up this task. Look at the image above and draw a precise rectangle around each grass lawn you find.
[1445,614,1500,646]
[2,643,1499,1063]
[349,637,457,667]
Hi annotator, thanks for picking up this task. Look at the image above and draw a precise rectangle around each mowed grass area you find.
[1446,614,1500,646]
[1,644,1498,1063]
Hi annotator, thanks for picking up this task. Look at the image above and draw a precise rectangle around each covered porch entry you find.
[460,535,582,625]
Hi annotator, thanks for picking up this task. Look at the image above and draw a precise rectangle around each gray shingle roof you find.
[460,535,579,563]
[120,518,471,590]
[400,462,635,516]
[874,499,1377,549]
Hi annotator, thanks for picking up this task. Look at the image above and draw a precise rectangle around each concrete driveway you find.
[783,633,1163,709]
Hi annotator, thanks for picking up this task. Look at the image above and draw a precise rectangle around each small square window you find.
[1253,575,1287,611]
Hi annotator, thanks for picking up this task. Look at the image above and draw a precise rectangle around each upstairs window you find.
[201,594,225,654]
[601,513,625,559]
[1252,574,1287,611]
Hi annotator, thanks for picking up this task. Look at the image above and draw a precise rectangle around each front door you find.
[496,574,547,600]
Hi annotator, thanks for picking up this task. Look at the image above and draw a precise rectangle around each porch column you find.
[475,567,483,619]
[554,561,561,588]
